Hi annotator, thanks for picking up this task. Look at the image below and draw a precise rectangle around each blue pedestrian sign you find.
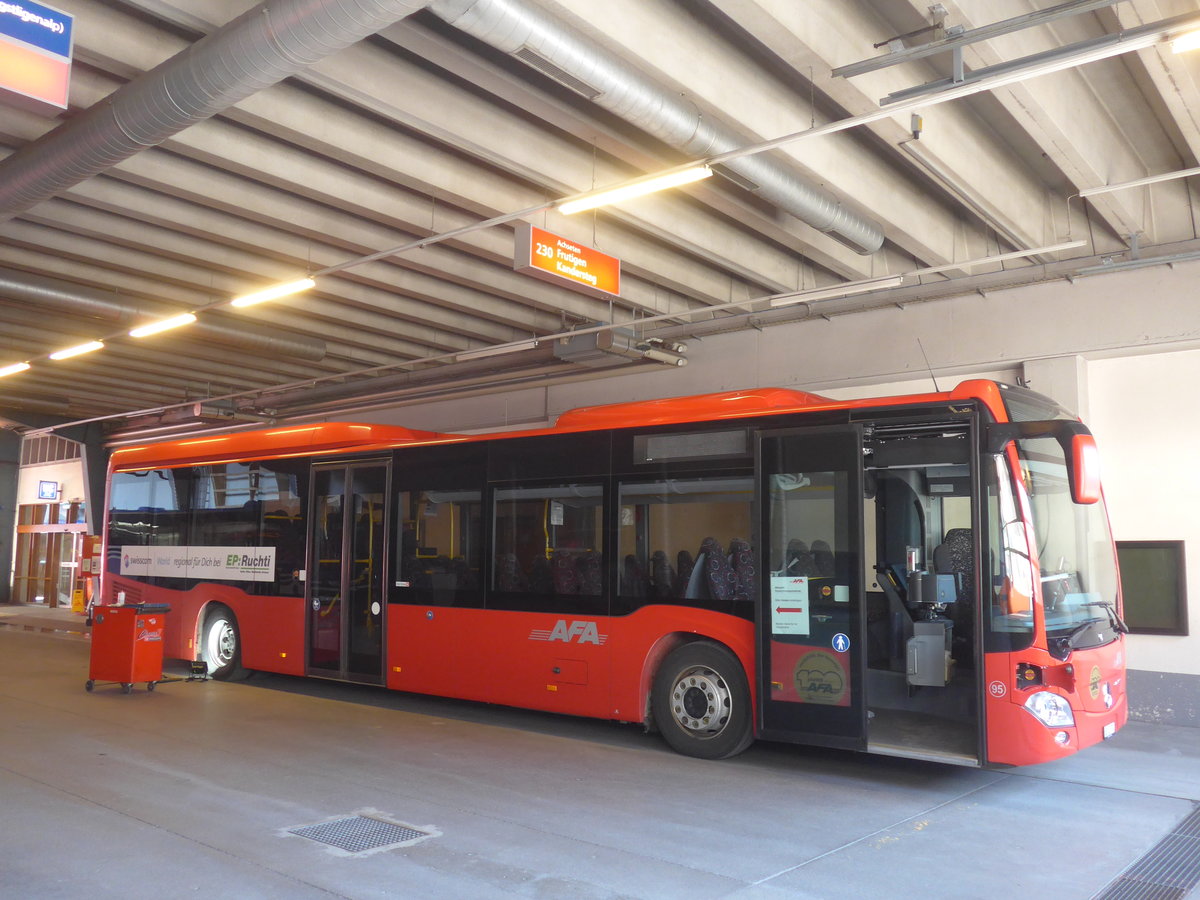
[832,633,850,653]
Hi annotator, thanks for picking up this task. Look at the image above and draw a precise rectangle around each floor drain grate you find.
[287,814,435,855]
[1096,805,1200,900]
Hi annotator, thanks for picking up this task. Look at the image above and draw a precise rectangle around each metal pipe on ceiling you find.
[0,267,328,361]
[0,0,430,220]
[429,0,885,255]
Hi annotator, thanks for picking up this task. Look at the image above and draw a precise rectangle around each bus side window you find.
[617,476,754,607]
[396,489,482,595]
[491,483,603,596]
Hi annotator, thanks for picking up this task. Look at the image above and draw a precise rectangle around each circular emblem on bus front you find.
[793,650,846,705]
[1089,666,1102,700]
[989,680,1007,698]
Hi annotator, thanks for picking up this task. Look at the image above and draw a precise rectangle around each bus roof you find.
[109,379,1006,470]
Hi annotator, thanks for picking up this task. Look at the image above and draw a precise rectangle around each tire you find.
[651,641,754,760]
[85,680,94,692]
[121,683,132,694]
[202,607,248,681]
[147,681,156,692]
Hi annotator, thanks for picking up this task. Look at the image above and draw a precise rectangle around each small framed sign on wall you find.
[37,480,59,500]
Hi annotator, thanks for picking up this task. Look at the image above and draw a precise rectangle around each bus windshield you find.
[1014,436,1123,659]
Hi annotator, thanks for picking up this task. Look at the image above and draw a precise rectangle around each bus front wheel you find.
[203,607,248,681]
[651,641,753,760]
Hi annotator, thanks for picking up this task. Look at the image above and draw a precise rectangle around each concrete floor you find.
[2,605,1199,900]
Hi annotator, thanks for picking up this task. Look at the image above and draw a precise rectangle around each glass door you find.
[307,461,389,683]
[757,426,866,750]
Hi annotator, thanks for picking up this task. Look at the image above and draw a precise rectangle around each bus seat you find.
[729,538,755,602]
[650,550,676,599]
[811,540,835,577]
[529,555,553,594]
[577,551,602,595]
[496,553,528,592]
[934,528,975,660]
[785,540,815,576]
[700,537,736,603]
[674,550,695,597]
[622,554,648,597]
[551,551,580,595]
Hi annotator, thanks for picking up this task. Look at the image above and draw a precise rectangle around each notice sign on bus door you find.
[513,223,620,299]
[770,576,810,636]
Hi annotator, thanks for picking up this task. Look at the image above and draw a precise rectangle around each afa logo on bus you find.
[528,620,609,645]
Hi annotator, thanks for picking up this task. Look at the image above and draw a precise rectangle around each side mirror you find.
[1069,433,1101,505]
[986,420,1102,505]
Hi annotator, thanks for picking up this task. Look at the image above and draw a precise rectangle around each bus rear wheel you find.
[203,607,248,681]
[652,641,753,760]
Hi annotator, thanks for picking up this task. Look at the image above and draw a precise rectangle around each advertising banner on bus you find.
[119,546,277,582]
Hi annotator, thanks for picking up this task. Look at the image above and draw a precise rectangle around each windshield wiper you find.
[1080,600,1131,634]
[1064,616,1108,648]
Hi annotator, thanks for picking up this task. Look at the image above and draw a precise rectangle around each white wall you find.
[1088,351,1200,676]
[15,460,86,507]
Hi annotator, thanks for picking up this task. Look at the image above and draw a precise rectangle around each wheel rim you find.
[668,664,733,739]
[207,618,235,670]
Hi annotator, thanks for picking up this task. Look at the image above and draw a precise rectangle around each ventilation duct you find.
[0,0,431,220]
[431,0,885,254]
[0,267,327,361]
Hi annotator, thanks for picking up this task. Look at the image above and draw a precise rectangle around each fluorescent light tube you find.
[49,341,104,360]
[558,166,713,215]
[129,312,198,338]
[456,339,539,362]
[770,275,906,308]
[0,361,31,377]
[1172,29,1200,53]
[230,277,316,308]
[909,240,1087,277]
[1079,167,1200,197]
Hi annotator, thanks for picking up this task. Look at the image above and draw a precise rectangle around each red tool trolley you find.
[85,603,171,694]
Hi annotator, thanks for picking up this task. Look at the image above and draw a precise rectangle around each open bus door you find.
[307,460,390,684]
[757,426,867,751]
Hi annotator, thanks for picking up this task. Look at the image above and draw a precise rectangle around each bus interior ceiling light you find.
[0,361,30,377]
[129,313,198,338]
[49,340,104,360]
[770,275,906,308]
[230,277,317,308]
[557,166,713,215]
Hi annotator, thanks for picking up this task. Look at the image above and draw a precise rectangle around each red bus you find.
[100,379,1126,766]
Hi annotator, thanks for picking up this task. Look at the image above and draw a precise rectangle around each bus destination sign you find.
[0,0,74,114]
[514,223,620,299]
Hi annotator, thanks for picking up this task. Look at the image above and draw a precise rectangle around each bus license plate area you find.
[1103,721,1116,740]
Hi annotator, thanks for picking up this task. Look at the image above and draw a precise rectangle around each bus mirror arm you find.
[985,420,1101,505]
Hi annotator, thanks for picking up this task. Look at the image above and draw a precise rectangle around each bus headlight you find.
[1023,691,1075,728]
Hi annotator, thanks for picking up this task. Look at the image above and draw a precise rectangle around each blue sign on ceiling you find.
[0,0,74,59]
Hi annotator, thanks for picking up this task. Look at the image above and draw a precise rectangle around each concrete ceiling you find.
[2,0,1200,436]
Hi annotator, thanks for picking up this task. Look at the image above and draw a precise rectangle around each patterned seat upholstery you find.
[577,551,602,595]
[700,537,736,603]
[729,538,755,602]
[551,551,581,595]
[496,553,528,592]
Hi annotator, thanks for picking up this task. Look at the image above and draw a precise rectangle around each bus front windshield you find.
[1015,436,1123,659]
